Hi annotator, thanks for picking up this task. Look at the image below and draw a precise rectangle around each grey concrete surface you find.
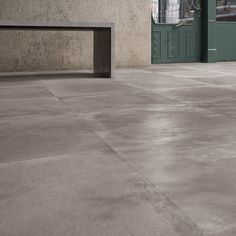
[0,0,150,72]
[1,62,236,236]
[0,21,115,78]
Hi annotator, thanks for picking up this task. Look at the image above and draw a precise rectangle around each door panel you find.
[152,14,201,63]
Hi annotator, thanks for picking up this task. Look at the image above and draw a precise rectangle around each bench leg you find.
[94,28,114,78]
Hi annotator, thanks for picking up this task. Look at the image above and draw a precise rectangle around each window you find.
[152,0,198,24]
[216,0,236,21]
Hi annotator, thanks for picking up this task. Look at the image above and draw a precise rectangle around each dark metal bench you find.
[0,21,115,78]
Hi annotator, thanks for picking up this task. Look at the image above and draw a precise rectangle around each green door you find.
[152,0,201,64]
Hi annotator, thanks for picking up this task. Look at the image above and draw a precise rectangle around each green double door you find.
[152,14,202,64]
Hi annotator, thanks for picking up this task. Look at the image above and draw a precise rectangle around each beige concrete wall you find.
[0,0,151,72]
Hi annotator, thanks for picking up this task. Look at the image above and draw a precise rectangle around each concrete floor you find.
[0,63,236,236]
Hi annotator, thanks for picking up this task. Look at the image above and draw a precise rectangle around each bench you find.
[0,21,115,78]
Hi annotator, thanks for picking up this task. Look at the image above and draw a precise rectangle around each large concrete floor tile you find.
[0,115,104,163]
[158,86,236,103]
[115,68,153,80]
[62,90,176,115]
[42,78,141,97]
[1,63,236,236]
[122,77,207,91]
[0,97,73,120]
[0,77,53,100]
[0,75,42,88]
[0,83,52,99]
[156,70,227,79]
[159,155,236,236]
[112,141,236,236]
[188,76,236,85]
[197,100,236,120]
[83,106,236,148]
[143,66,196,73]
[0,150,204,236]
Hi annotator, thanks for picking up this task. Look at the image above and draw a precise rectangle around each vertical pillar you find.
[201,0,217,62]
[94,27,115,78]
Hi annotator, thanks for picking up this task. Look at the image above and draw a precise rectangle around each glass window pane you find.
[152,0,196,24]
[216,0,236,21]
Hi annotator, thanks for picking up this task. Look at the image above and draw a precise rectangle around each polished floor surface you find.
[0,63,236,236]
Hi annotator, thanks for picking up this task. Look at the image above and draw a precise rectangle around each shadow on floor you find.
[0,71,109,82]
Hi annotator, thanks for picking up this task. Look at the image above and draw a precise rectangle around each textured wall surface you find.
[0,0,151,72]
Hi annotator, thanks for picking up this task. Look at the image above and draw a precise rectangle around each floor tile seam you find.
[37,77,225,234]
[35,81,102,117]
[39,80,62,99]
[40,89,136,145]
[179,68,236,75]
[153,71,234,79]
[57,89,146,100]
[179,99,236,122]
[63,93,236,123]
[116,68,151,72]
[78,104,192,117]
[120,83,213,96]
[0,154,70,167]
[174,77,219,86]
[195,70,236,76]
[1,105,182,118]
[0,96,59,102]
[151,70,220,75]
[135,177,208,236]
[118,82,148,91]
[90,138,207,235]
[77,99,236,117]
[60,97,209,235]
[47,94,202,227]
[157,97,236,105]
[52,89,144,99]
[0,96,55,101]
[143,67,200,71]
[77,122,208,236]
[156,75,234,81]
[181,97,236,105]
[151,67,234,74]
[145,85,214,93]
[0,113,78,122]
[193,104,236,122]
[156,83,236,92]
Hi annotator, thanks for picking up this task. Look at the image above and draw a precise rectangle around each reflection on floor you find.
[1,62,236,236]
